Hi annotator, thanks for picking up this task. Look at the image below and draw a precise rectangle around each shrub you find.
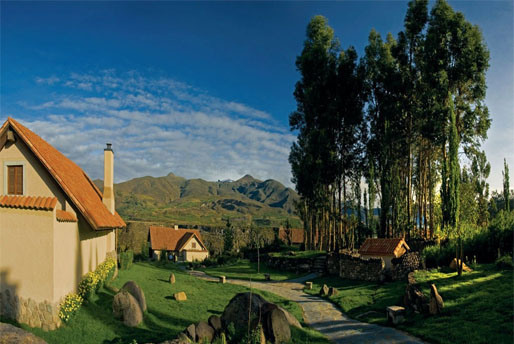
[141,242,150,260]
[495,255,513,270]
[119,250,134,270]
[58,293,83,322]
[78,258,117,299]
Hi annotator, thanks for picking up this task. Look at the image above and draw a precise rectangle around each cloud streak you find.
[16,71,295,187]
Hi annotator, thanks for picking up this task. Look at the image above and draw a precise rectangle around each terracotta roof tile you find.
[149,226,207,251]
[56,209,78,222]
[0,195,57,211]
[1,118,125,230]
[358,238,410,257]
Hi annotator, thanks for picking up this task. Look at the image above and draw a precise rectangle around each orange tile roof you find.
[149,226,207,251]
[358,238,410,257]
[277,228,305,244]
[0,195,57,211]
[56,209,78,222]
[1,118,126,230]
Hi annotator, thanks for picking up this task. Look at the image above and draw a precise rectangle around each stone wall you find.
[338,252,386,282]
[264,254,323,273]
[0,288,61,331]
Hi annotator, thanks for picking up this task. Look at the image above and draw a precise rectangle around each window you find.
[192,242,197,249]
[7,165,23,195]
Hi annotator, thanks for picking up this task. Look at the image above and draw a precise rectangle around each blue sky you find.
[1,1,512,192]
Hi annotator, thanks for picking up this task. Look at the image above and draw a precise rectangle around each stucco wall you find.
[53,220,80,302]
[0,208,55,303]
[0,138,66,209]
[184,251,209,262]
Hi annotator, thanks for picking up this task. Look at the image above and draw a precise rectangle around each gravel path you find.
[188,270,424,344]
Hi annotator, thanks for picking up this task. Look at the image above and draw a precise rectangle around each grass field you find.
[306,264,513,344]
[200,259,304,281]
[6,262,329,344]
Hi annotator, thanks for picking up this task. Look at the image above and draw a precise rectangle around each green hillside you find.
[94,172,301,228]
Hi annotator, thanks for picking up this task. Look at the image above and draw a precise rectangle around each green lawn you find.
[269,250,326,259]
[200,259,304,281]
[7,262,329,344]
[306,264,513,344]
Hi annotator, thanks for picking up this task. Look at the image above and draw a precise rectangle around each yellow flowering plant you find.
[58,293,83,322]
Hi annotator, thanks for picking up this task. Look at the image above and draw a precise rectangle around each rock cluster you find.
[169,292,298,344]
[402,273,444,317]
[449,258,472,272]
[113,281,146,327]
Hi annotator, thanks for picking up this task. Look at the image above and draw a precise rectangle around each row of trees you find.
[289,0,495,257]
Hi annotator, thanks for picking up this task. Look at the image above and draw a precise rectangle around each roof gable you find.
[358,238,410,257]
[1,118,125,230]
[149,226,207,251]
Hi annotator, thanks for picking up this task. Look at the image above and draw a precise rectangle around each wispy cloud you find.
[16,71,295,187]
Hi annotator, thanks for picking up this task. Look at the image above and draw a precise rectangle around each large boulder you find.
[429,284,444,315]
[263,305,291,344]
[195,321,215,342]
[221,292,269,329]
[121,281,147,312]
[277,306,302,329]
[113,290,143,327]
[0,322,47,344]
[184,324,196,341]
[208,315,222,332]
[449,258,472,272]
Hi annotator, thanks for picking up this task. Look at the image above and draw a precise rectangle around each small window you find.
[7,165,23,195]
[192,242,197,249]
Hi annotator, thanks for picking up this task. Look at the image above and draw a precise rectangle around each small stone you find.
[305,282,313,290]
[449,258,472,272]
[174,292,187,301]
[264,273,271,281]
[328,287,338,297]
[319,284,329,297]
[386,306,405,325]
[219,276,226,284]
[170,273,176,284]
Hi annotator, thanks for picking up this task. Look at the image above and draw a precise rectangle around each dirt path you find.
[188,271,424,344]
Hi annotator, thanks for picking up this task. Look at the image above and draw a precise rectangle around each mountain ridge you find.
[94,172,300,228]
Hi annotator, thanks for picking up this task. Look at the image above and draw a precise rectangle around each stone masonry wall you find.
[264,255,319,273]
[0,288,61,331]
[338,252,386,282]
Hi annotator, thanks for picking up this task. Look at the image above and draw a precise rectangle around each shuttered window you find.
[7,165,23,195]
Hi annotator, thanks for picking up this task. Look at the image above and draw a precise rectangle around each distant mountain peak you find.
[237,174,258,182]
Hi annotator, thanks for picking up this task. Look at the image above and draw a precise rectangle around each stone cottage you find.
[358,238,410,269]
[149,225,209,262]
[0,117,126,330]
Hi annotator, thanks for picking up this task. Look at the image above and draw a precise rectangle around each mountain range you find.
[94,172,301,228]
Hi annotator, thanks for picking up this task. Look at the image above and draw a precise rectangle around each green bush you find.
[119,250,134,270]
[141,242,150,260]
[495,255,513,270]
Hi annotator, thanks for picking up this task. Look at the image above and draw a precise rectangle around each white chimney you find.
[103,143,115,214]
[174,225,178,230]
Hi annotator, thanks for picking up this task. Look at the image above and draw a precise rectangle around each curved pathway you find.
[188,271,424,344]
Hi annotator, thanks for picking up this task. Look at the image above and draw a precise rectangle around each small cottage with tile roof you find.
[149,225,209,262]
[358,238,410,269]
[275,227,305,245]
[0,117,126,330]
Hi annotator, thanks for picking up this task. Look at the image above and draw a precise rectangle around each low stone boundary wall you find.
[264,255,320,273]
[338,252,386,282]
